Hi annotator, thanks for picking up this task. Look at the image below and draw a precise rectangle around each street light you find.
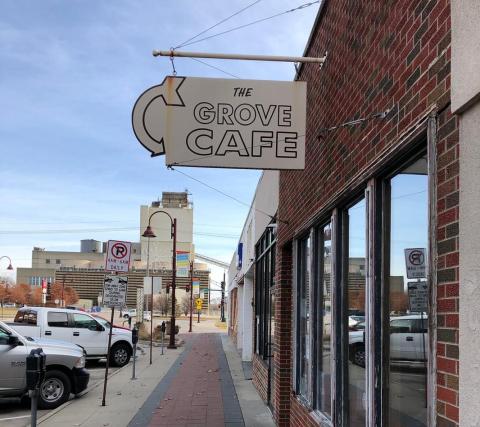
[0,256,13,319]
[0,256,13,271]
[142,211,178,356]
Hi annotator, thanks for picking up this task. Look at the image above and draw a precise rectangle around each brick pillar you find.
[273,243,293,426]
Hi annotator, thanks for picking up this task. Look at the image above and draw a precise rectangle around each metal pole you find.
[62,276,65,307]
[146,236,153,365]
[30,390,38,427]
[101,307,115,406]
[189,261,193,333]
[161,330,164,355]
[168,218,177,349]
[150,275,153,365]
[197,309,200,324]
[152,49,327,64]
[131,344,136,380]
[221,272,226,322]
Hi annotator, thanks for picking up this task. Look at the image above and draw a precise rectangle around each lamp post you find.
[142,211,178,351]
[0,256,13,271]
[0,256,13,319]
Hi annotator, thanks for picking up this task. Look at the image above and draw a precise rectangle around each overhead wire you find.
[175,0,263,49]
[190,57,241,79]
[169,167,286,224]
[176,1,320,49]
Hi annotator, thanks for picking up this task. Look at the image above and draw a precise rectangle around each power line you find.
[177,1,320,49]
[169,167,285,224]
[175,0,263,49]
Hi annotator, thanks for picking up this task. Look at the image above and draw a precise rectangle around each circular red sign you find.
[409,250,424,266]
[111,242,128,259]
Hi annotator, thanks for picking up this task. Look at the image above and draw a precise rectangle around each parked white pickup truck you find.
[9,307,133,367]
[0,321,89,409]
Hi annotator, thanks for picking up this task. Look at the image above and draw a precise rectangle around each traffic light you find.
[185,285,190,292]
[166,285,170,294]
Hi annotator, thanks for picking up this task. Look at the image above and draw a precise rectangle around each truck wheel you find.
[38,370,71,409]
[352,345,366,368]
[110,342,131,367]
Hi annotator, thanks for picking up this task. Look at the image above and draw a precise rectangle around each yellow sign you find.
[195,298,203,310]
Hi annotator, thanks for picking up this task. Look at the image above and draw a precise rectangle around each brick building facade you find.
[251,1,459,426]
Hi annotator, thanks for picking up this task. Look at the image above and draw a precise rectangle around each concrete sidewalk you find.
[37,344,183,427]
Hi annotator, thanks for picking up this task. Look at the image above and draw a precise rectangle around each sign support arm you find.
[152,49,327,64]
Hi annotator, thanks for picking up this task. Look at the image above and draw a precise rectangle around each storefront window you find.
[347,199,366,427]
[255,226,276,358]
[297,235,311,400]
[388,157,428,426]
[315,223,332,416]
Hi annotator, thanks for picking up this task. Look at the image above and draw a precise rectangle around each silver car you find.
[0,321,90,409]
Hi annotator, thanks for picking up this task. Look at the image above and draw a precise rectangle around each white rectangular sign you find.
[404,248,427,279]
[103,275,128,308]
[143,277,162,295]
[407,281,428,312]
[105,240,132,273]
[132,76,306,170]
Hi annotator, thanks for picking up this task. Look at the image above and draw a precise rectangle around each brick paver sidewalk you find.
[130,333,244,427]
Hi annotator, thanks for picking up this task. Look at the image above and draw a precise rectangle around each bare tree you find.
[181,295,190,316]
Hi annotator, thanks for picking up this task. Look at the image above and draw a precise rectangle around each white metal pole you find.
[152,49,326,64]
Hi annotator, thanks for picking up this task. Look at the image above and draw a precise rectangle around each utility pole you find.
[189,261,193,333]
[220,272,226,323]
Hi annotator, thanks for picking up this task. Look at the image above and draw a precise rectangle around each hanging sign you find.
[132,76,306,170]
[404,248,427,279]
[407,281,428,312]
[105,240,132,273]
[176,251,190,277]
[103,275,128,308]
[192,278,200,296]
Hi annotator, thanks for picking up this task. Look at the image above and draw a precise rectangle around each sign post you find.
[195,298,203,324]
[101,274,128,407]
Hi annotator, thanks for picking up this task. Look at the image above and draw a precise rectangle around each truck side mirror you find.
[8,335,19,347]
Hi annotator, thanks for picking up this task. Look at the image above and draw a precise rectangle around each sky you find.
[0,0,320,282]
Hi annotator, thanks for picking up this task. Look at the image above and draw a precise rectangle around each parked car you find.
[9,307,133,367]
[0,321,89,409]
[143,311,151,322]
[349,314,428,368]
[122,308,137,319]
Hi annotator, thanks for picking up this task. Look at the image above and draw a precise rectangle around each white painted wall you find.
[452,3,480,424]
[242,275,254,361]
[451,0,480,113]
[459,102,480,427]
[227,170,278,361]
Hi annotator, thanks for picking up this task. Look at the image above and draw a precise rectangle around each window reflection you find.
[389,157,428,427]
[347,199,366,427]
[317,223,332,416]
[298,236,311,399]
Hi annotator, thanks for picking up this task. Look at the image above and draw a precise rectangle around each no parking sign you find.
[105,240,132,273]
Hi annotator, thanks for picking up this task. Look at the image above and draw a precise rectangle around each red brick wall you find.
[252,354,269,403]
[275,0,458,426]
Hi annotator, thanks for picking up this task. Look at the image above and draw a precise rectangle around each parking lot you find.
[0,358,122,427]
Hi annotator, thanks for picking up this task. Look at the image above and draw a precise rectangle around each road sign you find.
[132,76,306,170]
[143,277,162,294]
[407,281,428,312]
[195,298,203,311]
[41,279,47,294]
[105,240,132,273]
[103,275,128,308]
[192,278,200,296]
[404,248,427,279]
